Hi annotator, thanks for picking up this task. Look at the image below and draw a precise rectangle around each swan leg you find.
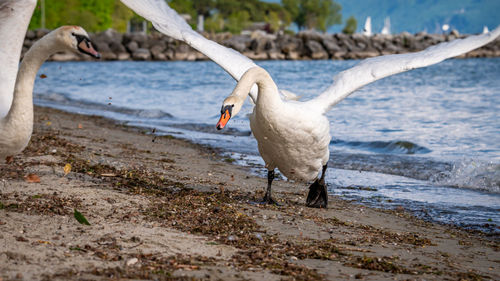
[306,165,328,208]
[262,169,279,205]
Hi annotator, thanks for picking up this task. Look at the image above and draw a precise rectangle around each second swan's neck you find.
[3,33,61,125]
[232,67,281,108]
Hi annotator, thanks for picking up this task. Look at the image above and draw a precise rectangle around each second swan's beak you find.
[216,109,231,130]
[78,38,101,59]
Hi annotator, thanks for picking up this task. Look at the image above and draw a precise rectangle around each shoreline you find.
[1,106,498,280]
[23,29,500,62]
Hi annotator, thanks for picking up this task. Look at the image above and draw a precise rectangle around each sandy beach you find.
[0,106,498,280]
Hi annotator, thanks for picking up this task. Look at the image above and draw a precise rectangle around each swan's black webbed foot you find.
[261,193,281,206]
[306,165,328,208]
[306,179,328,208]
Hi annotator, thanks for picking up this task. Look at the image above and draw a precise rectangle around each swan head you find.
[54,26,100,58]
[216,96,243,130]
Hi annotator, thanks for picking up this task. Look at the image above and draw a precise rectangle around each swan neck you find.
[5,33,61,123]
[233,67,279,106]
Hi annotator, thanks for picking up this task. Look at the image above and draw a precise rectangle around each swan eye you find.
[220,105,233,116]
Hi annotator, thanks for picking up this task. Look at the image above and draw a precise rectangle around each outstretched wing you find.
[311,26,500,113]
[120,0,259,102]
[0,0,37,118]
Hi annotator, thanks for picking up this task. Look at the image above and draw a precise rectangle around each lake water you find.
[33,58,500,234]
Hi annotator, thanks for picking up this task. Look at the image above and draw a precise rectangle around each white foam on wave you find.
[430,159,500,193]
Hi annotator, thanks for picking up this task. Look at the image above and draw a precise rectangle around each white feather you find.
[120,0,260,102]
[311,26,500,112]
[0,0,37,118]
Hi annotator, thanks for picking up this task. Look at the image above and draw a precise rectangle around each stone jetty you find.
[23,28,500,61]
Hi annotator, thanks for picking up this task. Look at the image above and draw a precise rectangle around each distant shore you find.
[23,28,500,62]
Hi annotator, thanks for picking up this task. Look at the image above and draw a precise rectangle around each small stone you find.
[126,257,138,266]
[254,233,264,242]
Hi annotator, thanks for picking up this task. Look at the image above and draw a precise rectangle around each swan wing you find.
[313,25,500,113]
[0,0,36,118]
[120,0,259,102]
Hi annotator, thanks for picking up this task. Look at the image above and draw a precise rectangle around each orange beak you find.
[216,109,231,130]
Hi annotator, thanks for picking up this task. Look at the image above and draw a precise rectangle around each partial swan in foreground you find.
[0,24,100,160]
[0,0,37,118]
[121,0,500,207]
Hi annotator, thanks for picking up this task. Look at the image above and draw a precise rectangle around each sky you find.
[263,0,498,34]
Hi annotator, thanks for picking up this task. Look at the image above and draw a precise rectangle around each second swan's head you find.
[54,26,101,59]
[216,95,244,130]
[216,67,271,130]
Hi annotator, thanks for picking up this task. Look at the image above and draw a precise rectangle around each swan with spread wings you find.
[121,0,500,208]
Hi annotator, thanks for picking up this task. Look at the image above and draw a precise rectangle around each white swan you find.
[216,27,500,207]
[120,0,500,207]
[0,23,100,160]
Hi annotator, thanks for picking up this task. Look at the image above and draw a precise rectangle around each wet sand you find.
[0,106,498,280]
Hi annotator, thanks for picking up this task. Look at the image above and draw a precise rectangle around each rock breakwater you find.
[23,28,500,61]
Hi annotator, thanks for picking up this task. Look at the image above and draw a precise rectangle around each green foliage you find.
[342,15,357,34]
[111,2,135,32]
[29,0,134,32]
[265,11,281,33]
[214,0,291,33]
[28,0,344,34]
[169,0,195,18]
[283,0,342,32]
[204,13,225,33]
[193,0,216,16]
[226,10,250,34]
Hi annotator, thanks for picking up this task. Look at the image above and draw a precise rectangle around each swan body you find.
[120,0,500,206]
[239,69,330,181]
[0,25,100,160]
[217,68,330,181]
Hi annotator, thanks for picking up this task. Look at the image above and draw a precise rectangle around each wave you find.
[330,152,499,193]
[35,92,173,119]
[430,160,500,193]
[329,152,452,181]
[332,139,431,155]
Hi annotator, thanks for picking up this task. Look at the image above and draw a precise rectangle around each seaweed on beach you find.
[4,108,496,281]
[0,192,82,216]
[24,131,86,157]
[42,253,212,281]
[348,255,411,274]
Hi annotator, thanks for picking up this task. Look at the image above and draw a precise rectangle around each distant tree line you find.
[29,0,134,32]
[29,0,357,34]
